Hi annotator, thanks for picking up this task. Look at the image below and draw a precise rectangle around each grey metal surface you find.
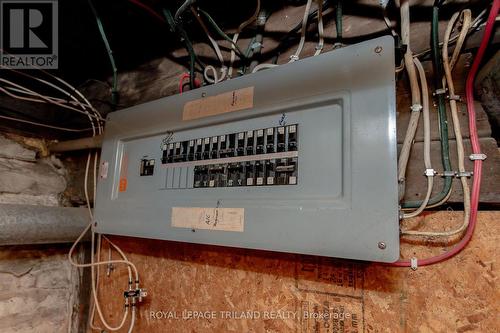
[0,204,89,245]
[95,36,399,262]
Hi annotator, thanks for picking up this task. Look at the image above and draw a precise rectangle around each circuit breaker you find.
[95,36,399,262]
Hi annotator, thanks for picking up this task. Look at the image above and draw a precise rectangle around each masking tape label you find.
[171,207,244,232]
[183,87,254,121]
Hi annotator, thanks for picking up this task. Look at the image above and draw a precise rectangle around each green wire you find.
[335,0,342,43]
[196,8,248,59]
[401,1,452,209]
[87,0,118,106]
[239,36,257,75]
[163,8,199,90]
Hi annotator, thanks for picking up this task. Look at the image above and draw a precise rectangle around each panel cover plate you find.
[95,36,399,262]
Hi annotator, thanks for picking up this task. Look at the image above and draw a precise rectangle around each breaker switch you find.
[140,159,155,176]
[277,127,286,152]
[236,132,245,156]
[195,139,203,160]
[227,133,236,157]
[256,129,265,154]
[227,163,244,187]
[172,142,183,162]
[265,159,276,185]
[194,166,209,188]
[180,141,188,161]
[187,140,195,161]
[255,160,265,185]
[288,157,298,184]
[203,137,210,159]
[161,145,168,164]
[246,131,254,155]
[219,135,227,157]
[287,125,297,151]
[265,128,275,153]
[167,143,174,163]
[210,136,219,159]
[245,161,255,186]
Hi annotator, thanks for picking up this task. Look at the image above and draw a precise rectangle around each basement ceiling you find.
[0,0,489,139]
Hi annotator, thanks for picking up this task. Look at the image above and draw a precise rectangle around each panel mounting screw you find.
[374,46,383,53]
[201,92,206,98]
[378,242,386,250]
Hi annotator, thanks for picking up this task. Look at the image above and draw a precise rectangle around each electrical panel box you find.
[95,36,399,262]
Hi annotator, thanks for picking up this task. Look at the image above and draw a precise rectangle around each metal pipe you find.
[49,135,103,152]
[0,204,90,245]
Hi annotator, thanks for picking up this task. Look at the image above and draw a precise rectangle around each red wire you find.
[179,73,190,94]
[179,73,201,94]
[389,0,499,267]
[128,0,165,23]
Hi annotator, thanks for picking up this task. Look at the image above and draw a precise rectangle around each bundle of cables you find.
[0,52,144,332]
[390,0,499,268]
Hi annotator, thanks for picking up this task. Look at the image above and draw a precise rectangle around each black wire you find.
[164,8,202,89]
[196,8,249,60]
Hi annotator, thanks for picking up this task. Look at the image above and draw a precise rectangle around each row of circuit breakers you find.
[143,125,298,188]
[95,37,400,263]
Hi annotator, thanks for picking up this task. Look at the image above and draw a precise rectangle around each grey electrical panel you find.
[95,36,399,262]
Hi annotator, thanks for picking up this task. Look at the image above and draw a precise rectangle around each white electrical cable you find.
[0,86,59,104]
[383,8,398,37]
[68,214,139,331]
[0,79,99,138]
[1,58,132,329]
[228,0,261,78]
[313,0,324,56]
[411,8,488,59]
[105,235,136,333]
[67,152,138,331]
[402,9,472,238]
[251,63,278,73]
[191,6,228,84]
[204,65,219,84]
[289,0,313,62]
[0,50,104,119]
[90,227,130,331]
[0,78,100,121]
[397,0,422,201]
[252,0,319,73]
[402,57,433,219]
[56,86,136,331]
[89,234,103,331]
[0,64,103,122]
[2,85,87,107]
[1,53,133,331]
[0,114,94,132]
[128,308,136,333]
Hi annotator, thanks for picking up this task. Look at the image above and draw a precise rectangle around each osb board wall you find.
[92,211,499,332]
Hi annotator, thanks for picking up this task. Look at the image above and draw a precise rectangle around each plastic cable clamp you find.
[410,257,418,270]
[424,168,436,177]
[441,171,456,177]
[433,88,447,96]
[410,104,422,112]
[469,153,487,161]
[455,171,473,178]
